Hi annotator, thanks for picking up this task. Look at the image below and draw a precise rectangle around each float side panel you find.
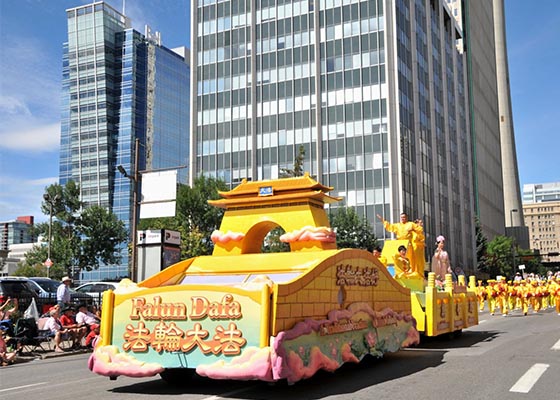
[274,249,412,334]
[104,286,266,370]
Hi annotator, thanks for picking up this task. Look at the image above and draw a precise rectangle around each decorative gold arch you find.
[208,173,342,255]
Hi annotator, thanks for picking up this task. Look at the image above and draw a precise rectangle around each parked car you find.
[74,281,119,305]
[27,277,94,311]
[0,276,39,313]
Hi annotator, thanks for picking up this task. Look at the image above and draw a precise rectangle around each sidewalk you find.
[14,346,92,364]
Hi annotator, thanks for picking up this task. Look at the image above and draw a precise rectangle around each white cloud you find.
[0,175,58,223]
[0,34,61,154]
[0,122,60,152]
[0,96,33,117]
[0,39,60,120]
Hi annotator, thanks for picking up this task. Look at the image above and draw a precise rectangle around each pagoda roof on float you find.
[208,172,342,209]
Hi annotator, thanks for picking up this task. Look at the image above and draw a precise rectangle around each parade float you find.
[88,174,477,384]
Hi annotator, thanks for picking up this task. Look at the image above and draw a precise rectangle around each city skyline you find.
[1,0,559,224]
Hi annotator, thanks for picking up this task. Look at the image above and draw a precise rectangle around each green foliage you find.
[23,181,128,279]
[138,175,228,258]
[279,145,305,178]
[484,235,515,278]
[76,206,128,270]
[475,217,489,273]
[13,263,48,277]
[329,207,377,251]
[516,248,544,275]
[183,226,215,259]
[261,227,290,253]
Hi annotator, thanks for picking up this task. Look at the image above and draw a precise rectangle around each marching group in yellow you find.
[476,273,560,316]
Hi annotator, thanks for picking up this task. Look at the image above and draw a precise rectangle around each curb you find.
[13,348,91,364]
[42,348,91,359]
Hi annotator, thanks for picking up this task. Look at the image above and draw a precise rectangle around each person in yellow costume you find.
[495,277,509,316]
[372,246,387,266]
[377,212,425,277]
[551,278,560,315]
[519,280,530,316]
[486,280,498,315]
[530,280,541,313]
[411,219,426,274]
[541,281,550,309]
[509,280,521,311]
[393,245,420,279]
[476,280,487,311]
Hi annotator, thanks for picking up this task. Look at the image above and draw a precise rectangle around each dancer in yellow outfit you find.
[377,212,424,277]
[541,281,550,309]
[519,280,530,316]
[495,277,509,316]
[509,281,520,310]
[476,281,487,311]
[552,279,560,315]
[486,280,498,315]
[530,280,542,313]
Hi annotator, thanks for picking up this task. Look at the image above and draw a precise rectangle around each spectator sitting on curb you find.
[0,326,18,366]
[44,308,75,352]
[75,304,100,329]
[60,306,87,349]
[41,304,60,318]
[85,323,100,349]
[0,298,18,334]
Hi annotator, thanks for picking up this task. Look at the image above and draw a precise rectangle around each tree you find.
[475,217,489,274]
[23,181,128,280]
[261,227,290,253]
[329,207,377,251]
[138,175,228,258]
[484,235,515,278]
[516,247,543,275]
[14,263,47,277]
[279,145,305,178]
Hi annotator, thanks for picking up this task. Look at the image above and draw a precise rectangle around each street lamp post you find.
[118,138,140,282]
[43,193,60,278]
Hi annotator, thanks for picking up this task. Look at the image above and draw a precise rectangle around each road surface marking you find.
[552,338,560,351]
[478,319,487,324]
[509,363,549,393]
[202,385,257,400]
[0,383,48,393]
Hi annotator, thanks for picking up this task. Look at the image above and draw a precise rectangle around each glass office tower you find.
[192,0,475,271]
[60,2,190,281]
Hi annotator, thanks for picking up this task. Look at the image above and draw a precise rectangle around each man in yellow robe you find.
[377,212,425,277]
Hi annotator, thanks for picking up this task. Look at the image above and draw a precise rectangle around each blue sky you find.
[0,1,558,224]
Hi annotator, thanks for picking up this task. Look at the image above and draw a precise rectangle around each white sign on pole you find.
[140,170,177,218]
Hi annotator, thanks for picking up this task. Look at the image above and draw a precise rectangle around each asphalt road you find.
[1,308,559,400]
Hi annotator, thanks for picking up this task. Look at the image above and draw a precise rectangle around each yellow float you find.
[89,174,477,384]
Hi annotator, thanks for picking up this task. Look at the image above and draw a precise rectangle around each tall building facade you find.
[522,182,560,264]
[448,0,526,244]
[192,0,476,271]
[60,2,190,281]
[460,0,504,239]
[0,216,34,252]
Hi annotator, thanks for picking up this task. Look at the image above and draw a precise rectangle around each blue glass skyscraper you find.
[60,2,190,281]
